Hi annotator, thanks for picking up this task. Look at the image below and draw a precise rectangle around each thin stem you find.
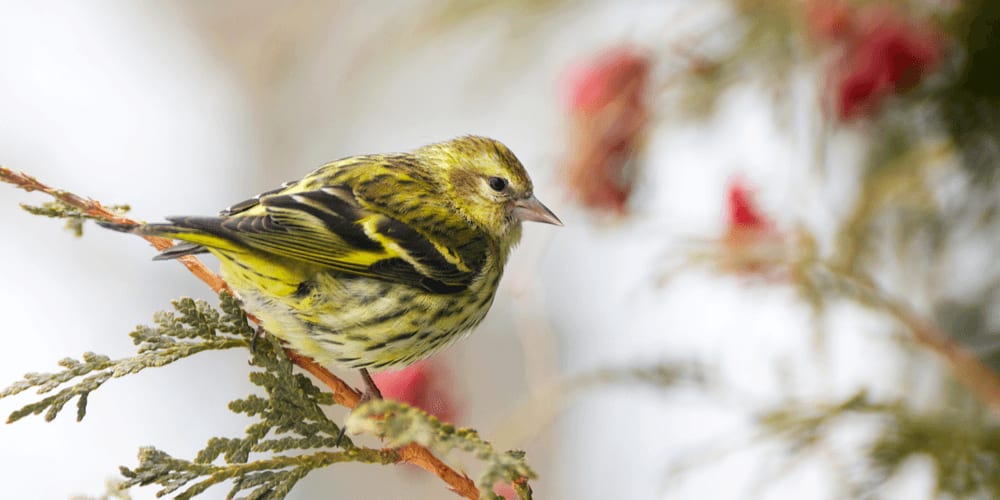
[813,263,1000,416]
[286,351,362,408]
[0,167,227,293]
[889,302,1000,415]
[398,444,477,499]
[287,351,478,498]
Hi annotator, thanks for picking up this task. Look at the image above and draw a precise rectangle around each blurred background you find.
[2,1,999,498]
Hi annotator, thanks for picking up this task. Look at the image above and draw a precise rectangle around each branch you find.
[1,166,481,500]
[890,303,1000,415]
[684,231,1000,418]
[287,350,479,498]
[808,263,1000,416]
[0,167,226,293]
[285,351,361,408]
[398,444,478,499]
[348,400,534,498]
[122,447,400,499]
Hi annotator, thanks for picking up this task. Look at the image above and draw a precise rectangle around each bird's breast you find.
[232,264,503,370]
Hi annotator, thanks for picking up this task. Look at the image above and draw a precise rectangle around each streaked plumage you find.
[102,136,560,373]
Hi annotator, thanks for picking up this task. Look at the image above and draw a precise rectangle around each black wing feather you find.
[188,186,485,293]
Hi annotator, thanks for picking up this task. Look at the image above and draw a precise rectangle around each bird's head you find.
[419,136,561,247]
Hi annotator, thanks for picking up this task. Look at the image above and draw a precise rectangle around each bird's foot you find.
[358,368,383,402]
[248,327,265,365]
[335,368,384,448]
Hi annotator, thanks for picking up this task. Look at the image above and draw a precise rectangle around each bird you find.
[100,135,561,400]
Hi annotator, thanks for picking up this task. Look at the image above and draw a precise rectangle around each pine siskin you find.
[101,136,560,396]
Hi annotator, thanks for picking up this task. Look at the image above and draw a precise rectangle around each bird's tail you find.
[98,217,239,260]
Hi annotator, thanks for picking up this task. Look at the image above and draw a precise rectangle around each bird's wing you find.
[218,165,486,294]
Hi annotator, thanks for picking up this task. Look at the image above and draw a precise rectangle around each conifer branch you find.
[286,352,481,498]
[348,399,536,499]
[115,331,401,499]
[686,231,1000,418]
[0,166,227,293]
[758,392,1000,498]
[284,351,362,409]
[121,447,399,499]
[805,263,1000,416]
[891,303,1000,415]
[1,296,250,423]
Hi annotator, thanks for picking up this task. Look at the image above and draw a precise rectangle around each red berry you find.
[562,46,650,214]
[727,180,769,229]
[493,482,517,500]
[565,47,649,113]
[371,360,456,423]
[833,7,942,120]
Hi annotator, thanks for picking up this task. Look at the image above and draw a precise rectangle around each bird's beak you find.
[513,195,563,226]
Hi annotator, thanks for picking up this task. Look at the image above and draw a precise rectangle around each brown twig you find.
[692,229,1000,417]
[889,302,1000,415]
[810,262,1000,416]
[0,167,227,293]
[398,444,477,499]
[286,351,478,498]
[0,166,480,500]
[285,351,363,408]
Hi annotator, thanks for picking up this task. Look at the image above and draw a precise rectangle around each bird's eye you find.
[488,176,508,192]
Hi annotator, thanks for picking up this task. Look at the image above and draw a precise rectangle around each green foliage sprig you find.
[117,327,401,499]
[20,199,130,237]
[759,392,1000,498]
[0,295,250,423]
[348,399,537,499]
[1,291,534,499]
